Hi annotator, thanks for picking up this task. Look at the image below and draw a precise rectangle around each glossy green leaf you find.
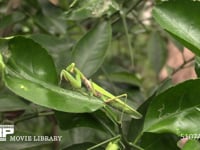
[182,140,200,150]
[30,34,71,53]
[195,56,200,77]
[55,111,105,131]
[146,31,167,74]
[34,1,66,35]
[34,14,66,35]
[7,36,58,84]
[153,0,200,56]
[128,95,154,142]
[72,21,111,77]
[4,74,103,113]
[30,34,73,71]
[65,0,119,20]
[154,78,173,95]
[0,12,25,29]
[143,79,200,136]
[2,36,104,113]
[59,127,109,149]
[140,133,179,150]
[63,142,103,150]
[0,91,28,111]
[107,72,142,86]
[0,142,52,150]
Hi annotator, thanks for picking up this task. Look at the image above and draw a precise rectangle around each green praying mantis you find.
[60,63,142,120]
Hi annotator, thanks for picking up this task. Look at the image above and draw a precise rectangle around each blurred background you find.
[0,0,196,149]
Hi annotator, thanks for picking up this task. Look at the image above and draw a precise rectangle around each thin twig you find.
[14,111,54,124]
[171,57,195,76]
[131,10,149,32]
[121,11,134,67]
[111,0,145,25]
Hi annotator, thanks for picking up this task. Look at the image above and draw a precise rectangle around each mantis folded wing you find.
[60,63,142,119]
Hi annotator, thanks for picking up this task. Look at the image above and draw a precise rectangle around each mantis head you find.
[66,63,76,73]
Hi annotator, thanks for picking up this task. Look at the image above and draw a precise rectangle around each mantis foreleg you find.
[60,70,82,89]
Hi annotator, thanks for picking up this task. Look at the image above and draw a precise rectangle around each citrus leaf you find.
[0,12,25,29]
[2,36,103,113]
[7,36,58,84]
[34,1,66,35]
[153,0,200,56]
[4,74,103,113]
[30,34,73,71]
[65,0,119,20]
[146,32,167,74]
[59,127,109,149]
[55,111,105,131]
[140,133,179,150]
[63,142,102,150]
[143,79,200,136]
[0,142,51,150]
[0,91,28,112]
[107,72,142,86]
[72,21,111,77]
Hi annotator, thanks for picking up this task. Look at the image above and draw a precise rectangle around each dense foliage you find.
[0,0,200,149]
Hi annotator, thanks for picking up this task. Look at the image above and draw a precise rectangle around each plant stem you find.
[87,135,121,150]
[14,111,54,124]
[118,123,143,150]
[120,10,134,67]
[128,142,144,150]
[94,111,116,137]
[171,57,195,76]
[133,131,143,145]
[111,0,144,26]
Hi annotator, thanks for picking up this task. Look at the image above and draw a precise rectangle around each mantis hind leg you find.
[104,94,128,124]
[105,94,127,103]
